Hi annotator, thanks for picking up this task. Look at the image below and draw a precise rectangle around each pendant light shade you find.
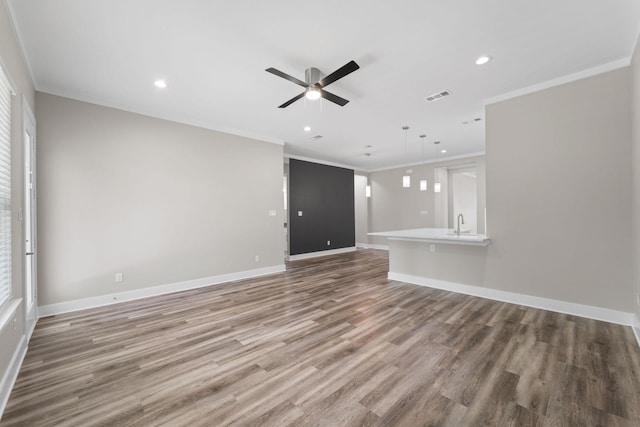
[420,180,427,191]
[365,185,371,198]
[434,182,442,193]
[403,175,411,188]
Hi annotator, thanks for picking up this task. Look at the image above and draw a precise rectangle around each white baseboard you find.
[0,335,27,420]
[38,264,286,317]
[389,272,635,327]
[633,314,640,348]
[0,298,37,421]
[288,247,356,261]
[366,244,389,251]
[355,243,389,251]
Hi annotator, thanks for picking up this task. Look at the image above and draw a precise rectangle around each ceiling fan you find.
[266,60,360,108]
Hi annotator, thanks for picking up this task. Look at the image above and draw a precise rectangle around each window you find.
[0,64,12,309]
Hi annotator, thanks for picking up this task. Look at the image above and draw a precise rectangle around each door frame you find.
[22,97,37,333]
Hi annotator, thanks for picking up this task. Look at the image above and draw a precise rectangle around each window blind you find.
[0,65,12,308]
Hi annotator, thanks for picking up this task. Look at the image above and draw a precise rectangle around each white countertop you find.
[368,228,490,246]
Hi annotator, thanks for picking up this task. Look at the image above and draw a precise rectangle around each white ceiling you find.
[7,0,640,171]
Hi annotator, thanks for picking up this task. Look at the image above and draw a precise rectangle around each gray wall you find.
[368,156,486,246]
[632,37,640,319]
[0,0,35,406]
[485,67,633,311]
[36,93,285,306]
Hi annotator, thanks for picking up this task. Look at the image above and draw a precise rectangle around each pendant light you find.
[402,126,410,188]
[434,141,441,193]
[364,148,372,197]
[419,134,427,191]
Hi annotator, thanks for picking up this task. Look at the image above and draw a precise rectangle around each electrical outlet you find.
[420,210,428,215]
[430,244,435,253]
[115,272,123,282]
[327,240,331,246]
[13,318,17,334]
[255,255,260,262]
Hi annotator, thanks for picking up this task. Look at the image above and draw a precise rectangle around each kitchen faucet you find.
[456,213,464,235]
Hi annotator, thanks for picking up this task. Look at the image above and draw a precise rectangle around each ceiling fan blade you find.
[266,67,307,87]
[316,60,360,88]
[278,92,305,108]
[320,89,349,106]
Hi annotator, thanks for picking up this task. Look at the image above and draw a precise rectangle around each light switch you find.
[268,210,276,216]
[298,211,303,216]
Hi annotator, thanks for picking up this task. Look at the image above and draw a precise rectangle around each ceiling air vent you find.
[425,90,451,102]
[310,135,323,141]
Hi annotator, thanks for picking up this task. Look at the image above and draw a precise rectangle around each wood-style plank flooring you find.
[2,249,640,426]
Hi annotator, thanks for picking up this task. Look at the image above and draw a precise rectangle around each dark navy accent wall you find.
[289,159,355,255]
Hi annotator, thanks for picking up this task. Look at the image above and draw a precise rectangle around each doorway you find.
[23,100,37,332]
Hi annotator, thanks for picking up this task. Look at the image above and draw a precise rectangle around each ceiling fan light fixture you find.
[305,87,321,100]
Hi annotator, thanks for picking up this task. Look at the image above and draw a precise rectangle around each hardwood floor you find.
[2,249,640,426]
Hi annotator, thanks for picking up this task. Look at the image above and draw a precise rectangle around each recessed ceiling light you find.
[441,149,447,153]
[303,126,311,132]
[154,79,167,89]
[475,55,492,65]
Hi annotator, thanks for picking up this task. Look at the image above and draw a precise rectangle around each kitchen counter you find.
[368,228,490,247]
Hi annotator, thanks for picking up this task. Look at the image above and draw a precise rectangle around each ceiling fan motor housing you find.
[305,67,322,86]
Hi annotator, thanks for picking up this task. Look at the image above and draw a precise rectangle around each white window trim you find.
[0,60,16,317]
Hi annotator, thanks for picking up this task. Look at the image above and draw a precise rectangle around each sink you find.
[447,229,472,236]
